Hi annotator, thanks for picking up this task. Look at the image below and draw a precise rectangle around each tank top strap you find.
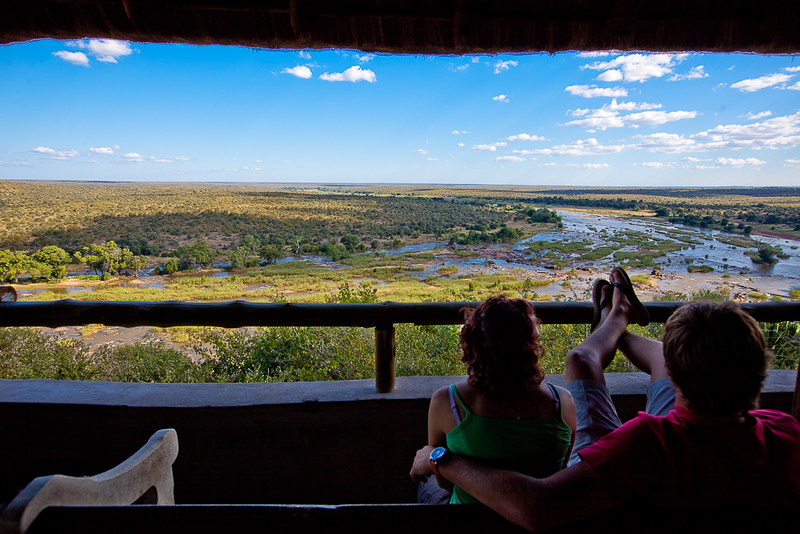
[546,382,561,416]
[448,384,471,425]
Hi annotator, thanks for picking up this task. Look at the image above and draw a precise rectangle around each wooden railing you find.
[2,300,799,392]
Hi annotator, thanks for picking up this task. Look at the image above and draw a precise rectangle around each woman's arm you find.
[556,385,578,466]
[409,385,457,486]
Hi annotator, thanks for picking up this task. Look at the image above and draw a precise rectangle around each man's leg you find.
[565,279,630,464]
[617,332,675,416]
[610,266,674,416]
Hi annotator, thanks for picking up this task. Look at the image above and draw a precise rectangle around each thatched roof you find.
[2,1,799,54]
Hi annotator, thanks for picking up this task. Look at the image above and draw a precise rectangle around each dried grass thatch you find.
[1,1,799,54]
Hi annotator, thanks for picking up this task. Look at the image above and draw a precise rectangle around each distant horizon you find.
[2,41,799,186]
[4,178,800,192]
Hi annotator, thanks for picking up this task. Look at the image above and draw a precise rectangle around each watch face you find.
[430,447,447,462]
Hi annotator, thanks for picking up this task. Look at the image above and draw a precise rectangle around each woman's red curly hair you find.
[459,294,544,400]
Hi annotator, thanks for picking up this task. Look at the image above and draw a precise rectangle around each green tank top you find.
[446,383,572,505]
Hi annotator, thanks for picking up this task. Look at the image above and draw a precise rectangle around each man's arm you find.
[413,446,627,532]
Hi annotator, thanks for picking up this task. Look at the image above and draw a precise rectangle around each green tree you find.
[74,240,143,276]
[0,250,30,283]
[176,239,216,269]
[162,259,179,274]
[227,246,250,269]
[239,234,261,256]
[259,244,283,264]
[32,245,71,280]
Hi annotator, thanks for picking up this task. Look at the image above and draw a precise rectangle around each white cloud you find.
[473,144,497,152]
[572,163,610,168]
[565,85,628,98]
[731,73,793,92]
[32,146,79,159]
[784,159,800,166]
[636,133,697,153]
[281,65,311,80]
[85,39,133,63]
[457,142,465,147]
[596,70,623,82]
[583,53,687,82]
[692,112,800,150]
[496,156,525,162]
[623,110,698,127]
[715,157,766,167]
[506,133,545,141]
[124,152,145,162]
[669,65,710,81]
[788,81,800,91]
[635,112,800,154]
[53,51,89,67]
[356,54,375,63]
[472,142,507,152]
[576,52,614,58]
[743,111,773,120]
[149,156,173,163]
[319,65,376,83]
[416,148,429,155]
[175,156,190,161]
[89,147,114,156]
[637,162,673,168]
[784,66,800,73]
[299,51,311,60]
[451,130,469,135]
[565,100,695,130]
[520,138,628,157]
[282,66,312,79]
[493,94,509,103]
[493,60,518,74]
[59,39,134,65]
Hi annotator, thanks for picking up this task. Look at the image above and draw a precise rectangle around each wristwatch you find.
[429,446,450,476]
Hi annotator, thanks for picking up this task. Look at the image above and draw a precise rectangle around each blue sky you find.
[1,39,799,186]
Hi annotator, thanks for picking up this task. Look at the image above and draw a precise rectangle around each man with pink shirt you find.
[412,268,800,531]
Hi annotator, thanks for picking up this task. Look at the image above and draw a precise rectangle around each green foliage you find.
[761,321,800,370]
[259,244,283,264]
[92,342,203,382]
[194,326,376,382]
[326,282,378,303]
[161,259,180,274]
[31,245,71,269]
[0,250,31,283]
[438,265,459,277]
[176,239,216,269]
[0,328,96,380]
[74,240,143,276]
[687,265,714,273]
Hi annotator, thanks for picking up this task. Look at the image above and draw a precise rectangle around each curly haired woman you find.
[411,295,576,504]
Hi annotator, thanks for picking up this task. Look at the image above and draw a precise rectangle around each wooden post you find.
[375,324,396,393]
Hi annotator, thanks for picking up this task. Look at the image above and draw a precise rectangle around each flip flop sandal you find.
[611,267,650,326]
[590,279,612,332]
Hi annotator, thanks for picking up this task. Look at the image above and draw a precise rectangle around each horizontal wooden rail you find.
[1,300,798,393]
[1,300,799,328]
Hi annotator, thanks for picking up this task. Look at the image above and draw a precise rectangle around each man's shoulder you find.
[750,409,800,432]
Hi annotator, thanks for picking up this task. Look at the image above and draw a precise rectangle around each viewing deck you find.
[1,300,798,514]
